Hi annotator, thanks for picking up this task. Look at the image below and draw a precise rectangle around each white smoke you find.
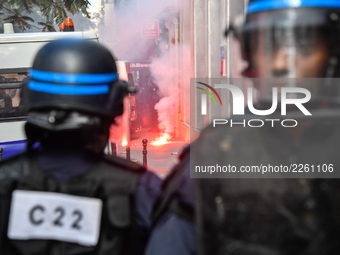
[100,0,179,61]
[101,0,191,140]
[150,45,178,138]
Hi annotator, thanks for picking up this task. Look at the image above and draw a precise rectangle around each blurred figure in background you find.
[144,74,161,132]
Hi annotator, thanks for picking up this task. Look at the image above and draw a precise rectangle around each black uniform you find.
[0,150,155,255]
[193,113,340,255]
[146,145,196,255]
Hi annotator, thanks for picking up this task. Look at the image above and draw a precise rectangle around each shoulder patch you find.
[103,155,146,173]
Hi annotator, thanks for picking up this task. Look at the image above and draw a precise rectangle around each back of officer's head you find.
[22,38,128,153]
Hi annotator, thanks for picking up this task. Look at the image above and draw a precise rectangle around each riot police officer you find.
[195,0,340,254]
[147,0,340,254]
[0,38,161,255]
[146,144,196,255]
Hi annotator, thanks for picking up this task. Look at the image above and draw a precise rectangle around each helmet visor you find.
[241,8,339,78]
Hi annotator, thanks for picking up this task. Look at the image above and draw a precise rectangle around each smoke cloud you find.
[101,0,179,61]
[101,0,189,141]
[151,44,177,138]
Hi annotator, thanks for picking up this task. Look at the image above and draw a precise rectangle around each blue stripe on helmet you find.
[247,0,340,14]
[28,81,110,95]
[29,69,119,84]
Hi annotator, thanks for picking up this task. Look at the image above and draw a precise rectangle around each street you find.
[116,128,188,178]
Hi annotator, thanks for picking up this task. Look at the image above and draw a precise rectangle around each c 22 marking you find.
[29,205,84,230]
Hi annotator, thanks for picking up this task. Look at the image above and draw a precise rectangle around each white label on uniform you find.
[7,190,102,246]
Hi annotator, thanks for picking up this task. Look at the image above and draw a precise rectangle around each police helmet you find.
[227,0,340,79]
[22,37,133,122]
[22,38,135,151]
[224,0,340,112]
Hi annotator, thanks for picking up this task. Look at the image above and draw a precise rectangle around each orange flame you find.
[151,133,171,146]
[121,140,128,147]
